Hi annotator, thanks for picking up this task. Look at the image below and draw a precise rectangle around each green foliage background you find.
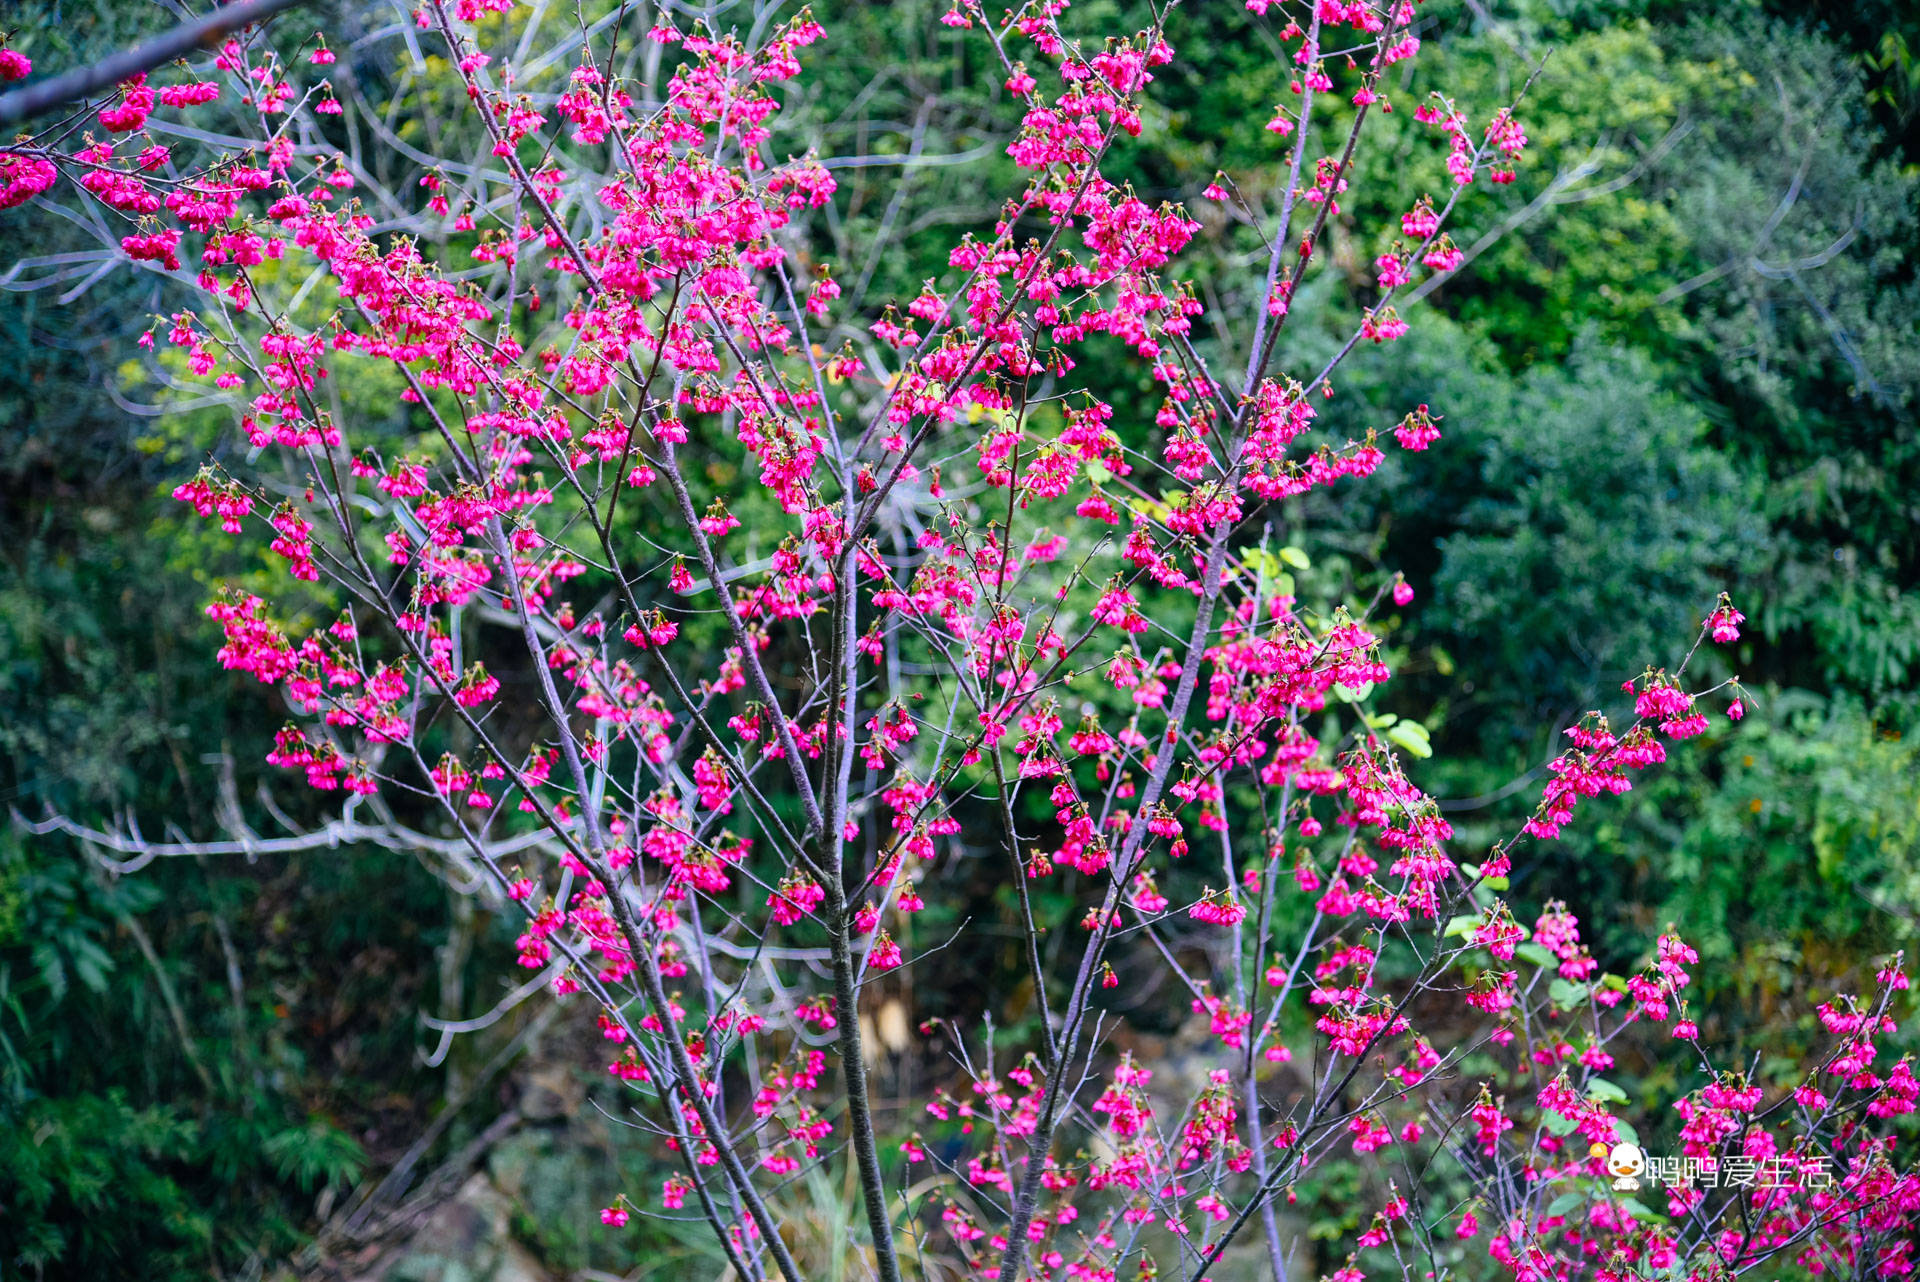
[1,0,1917,1276]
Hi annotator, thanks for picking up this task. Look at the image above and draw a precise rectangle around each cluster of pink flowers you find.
[5,0,1913,1278]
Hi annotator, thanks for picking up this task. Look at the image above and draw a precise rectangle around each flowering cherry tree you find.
[4,1,1916,1279]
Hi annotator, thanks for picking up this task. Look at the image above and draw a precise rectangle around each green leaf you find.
[1516,943,1558,969]
[1244,549,1280,577]
[31,942,66,1004]
[1444,914,1479,939]
[263,1120,366,1193]
[1386,721,1432,758]
[1586,1076,1630,1104]
[1542,1110,1582,1136]
[70,938,113,996]
[1548,978,1588,1008]
[1545,1191,1586,1219]
[1279,545,1311,570]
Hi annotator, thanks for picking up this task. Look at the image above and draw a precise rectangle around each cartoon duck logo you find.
[1590,1140,1644,1191]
